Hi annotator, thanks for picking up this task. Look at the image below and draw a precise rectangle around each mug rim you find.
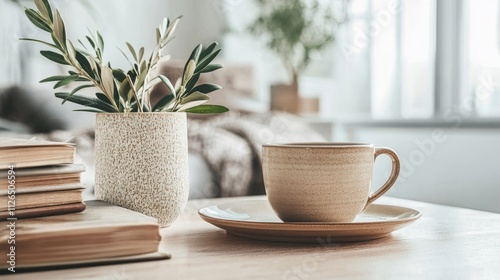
[262,142,374,148]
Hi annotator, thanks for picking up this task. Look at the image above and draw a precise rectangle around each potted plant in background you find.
[23,0,228,226]
[248,0,349,114]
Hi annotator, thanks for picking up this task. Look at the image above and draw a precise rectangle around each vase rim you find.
[96,112,185,115]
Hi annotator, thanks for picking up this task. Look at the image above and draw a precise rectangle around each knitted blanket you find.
[187,112,325,197]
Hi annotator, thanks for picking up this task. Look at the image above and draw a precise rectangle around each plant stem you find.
[127,75,143,112]
[74,62,120,112]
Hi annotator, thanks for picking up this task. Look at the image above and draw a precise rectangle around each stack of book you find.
[0,138,86,219]
[0,138,169,272]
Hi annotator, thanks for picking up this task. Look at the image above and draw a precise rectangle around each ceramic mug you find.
[262,143,401,223]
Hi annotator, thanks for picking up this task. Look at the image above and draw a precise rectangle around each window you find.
[340,0,500,120]
[467,0,500,117]
[340,0,436,119]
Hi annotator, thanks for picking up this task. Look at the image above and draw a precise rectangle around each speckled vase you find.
[94,112,189,227]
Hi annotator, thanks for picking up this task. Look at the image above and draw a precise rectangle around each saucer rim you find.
[198,200,422,229]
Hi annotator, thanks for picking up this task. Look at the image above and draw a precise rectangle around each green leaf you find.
[134,70,148,92]
[138,47,144,63]
[40,75,67,83]
[101,65,115,100]
[54,75,79,89]
[197,64,223,73]
[177,99,210,112]
[184,104,229,114]
[158,75,176,96]
[76,77,90,82]
[181,91,209,105]
[95,92,111,104]
[153,94,174,111]
[88,55,99,72]
[20,38,58,49]
[96,31,104,52]
[41,0,53,21]
[73,109,105,113]
[190,83,221,94]
[40,50,68,65]
[140,60,147,73]
[78,39,89,51]
[195,49,221,73]
[51,33,63,50]
[156,28,161,44]
[75,51,94,78]
[61,84,95,103]
[118,79,132,102]
[188,44,202,63]
[86,36,96,49]
[66,40,77,65]
[25,9,52,32]
[163,17,181,42]
[182,44,202,83]
[183,59,196,84]
[184,73,200,94]
[126,42,137,62]
[200,42,218,59]
[112,69,127,83]
[55,92,117,112]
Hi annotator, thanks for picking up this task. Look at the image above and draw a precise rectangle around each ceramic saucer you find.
[198,199,421,243]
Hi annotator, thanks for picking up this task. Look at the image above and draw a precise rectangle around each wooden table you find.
[8,196,500,279]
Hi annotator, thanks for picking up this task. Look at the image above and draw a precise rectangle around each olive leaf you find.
[40,50,68,65]
[25,9,51,32]
[190,84,221,95]
[184,104,229,114]
[101,65,115,100]
[153,94,175,112]
[54,75,79,89]
[40,75,68,83]
[96,31,104,52]
[20,38,58,49]
[126,42,137,62]
[177,99,210,112]
[195,49,221,73]
[55,92,116,112]
[184,74,200,96]
[159,75,176,96]
[197,64,223,74]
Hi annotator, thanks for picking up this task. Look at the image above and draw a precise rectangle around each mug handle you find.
[363,147,401,211]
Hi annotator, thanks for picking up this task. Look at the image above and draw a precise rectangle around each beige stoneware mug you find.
[262,143,401,223]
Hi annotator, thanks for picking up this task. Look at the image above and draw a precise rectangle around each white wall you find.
[343,125,500,213]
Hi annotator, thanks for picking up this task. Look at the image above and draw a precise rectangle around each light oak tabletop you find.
[7,196,500,279]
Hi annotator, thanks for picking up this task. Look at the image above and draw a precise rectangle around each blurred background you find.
[1,0,499,212]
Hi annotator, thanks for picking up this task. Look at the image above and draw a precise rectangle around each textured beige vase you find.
[262,143,400,223]
[94,113,189,227]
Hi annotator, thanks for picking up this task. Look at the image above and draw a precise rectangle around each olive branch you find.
[22,0,229,114]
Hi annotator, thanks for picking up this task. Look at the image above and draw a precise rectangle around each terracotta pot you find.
[270,84,299,113]
[94,112,189,227]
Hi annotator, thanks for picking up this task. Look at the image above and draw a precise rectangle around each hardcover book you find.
[0,164,86,194]
[0,138,75,169]
[0,201,170,272]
